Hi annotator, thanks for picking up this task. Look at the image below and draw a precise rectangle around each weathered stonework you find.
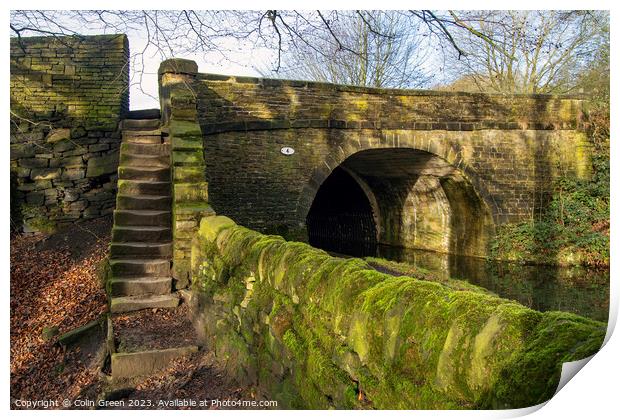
[159,59,213,285]
[190,215,605,409]
[9,47,594,257]
[10,34,129,231]
[191,72,592,256]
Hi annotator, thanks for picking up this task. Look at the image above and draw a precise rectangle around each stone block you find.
[168,120,202,137]
[25,191,45,205]
[174,182,208,203]
[86,153,118,177]
[175,220,197,230]
[87,191,114,202]
[173,273,190,290]
[197,216,236,242]
[70,126,87,139]
[83,207,101,217]
[67,200,87,211]
[46,128,71,143]
[50,156,84,167]
[111,345,197,378]
[35,180,54,190]
[16,167,31,178]
[171,135,202,151]
[63,156,86,167]
[173,229,195,240]
[31,168,61,180]
[172,150,204,165]
[63,189,80,203]
[62,167,86,181]
[172,166,204,183]
[89,144,110,152]
[158,58,198,76]
[170,107,197,121]
[61,148,88,157]
[53,139,75,153]
[19,158,48,169]
[10,143,37,159]
[17,183,39,192]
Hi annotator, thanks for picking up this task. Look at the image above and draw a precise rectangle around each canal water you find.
[318,240,610,322]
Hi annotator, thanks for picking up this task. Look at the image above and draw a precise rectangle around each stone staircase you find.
[109,111,179,313]
[104,110,198,382]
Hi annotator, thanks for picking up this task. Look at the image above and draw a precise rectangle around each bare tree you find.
[12,10,607,94]
[10,10,495,85]
[575,18,609,151]
[441,10,608,94]
[272,11,431,88]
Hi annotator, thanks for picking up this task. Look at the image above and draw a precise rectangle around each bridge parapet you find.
[189,215,605,409]
[194,72,587,133]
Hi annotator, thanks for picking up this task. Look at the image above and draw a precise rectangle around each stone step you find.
[118,166,170,182]
[110,294,180,314]
[126,108,161,120]
[112,226,172,242]
[120,118,161,131]
[110,242,172,259]
[123,129,162,138]
[123,135,163,145]
[110,259,171,277]
[118,180,170,196]
[113,210,171,227]
[111,345,197,378]
[120,153,169,168]
[116,194,171,211]
[109,276,172,297]
[121,142,170,157]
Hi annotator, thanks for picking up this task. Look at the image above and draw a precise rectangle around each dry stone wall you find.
[10,34,129,231]
[190,215,606,409]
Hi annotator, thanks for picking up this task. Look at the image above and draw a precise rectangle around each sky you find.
[115,22,277,110]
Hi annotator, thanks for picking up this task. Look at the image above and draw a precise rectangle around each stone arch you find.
[296,133,497,257]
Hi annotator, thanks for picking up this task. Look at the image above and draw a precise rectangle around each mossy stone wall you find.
[10,34,129,231]
[190,215,605,409]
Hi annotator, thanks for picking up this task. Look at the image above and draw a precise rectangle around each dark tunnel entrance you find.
[306,167,377,256]
[305,148,494,259]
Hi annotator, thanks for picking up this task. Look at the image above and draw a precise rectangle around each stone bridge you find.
[10,35,592,259]
[10,37,605,410]
[167,61,591,258]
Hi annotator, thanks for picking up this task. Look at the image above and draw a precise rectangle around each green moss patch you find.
[190,217,606,409]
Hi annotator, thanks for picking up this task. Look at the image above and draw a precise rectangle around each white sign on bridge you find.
[280,146,295,155]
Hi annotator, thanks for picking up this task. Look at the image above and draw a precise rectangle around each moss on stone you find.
[168,120,202,137]
[365,256,496,295]
[190,216,606,409]
[198,215,235,242]
[21,203,58,234]
[484,310,605,408]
